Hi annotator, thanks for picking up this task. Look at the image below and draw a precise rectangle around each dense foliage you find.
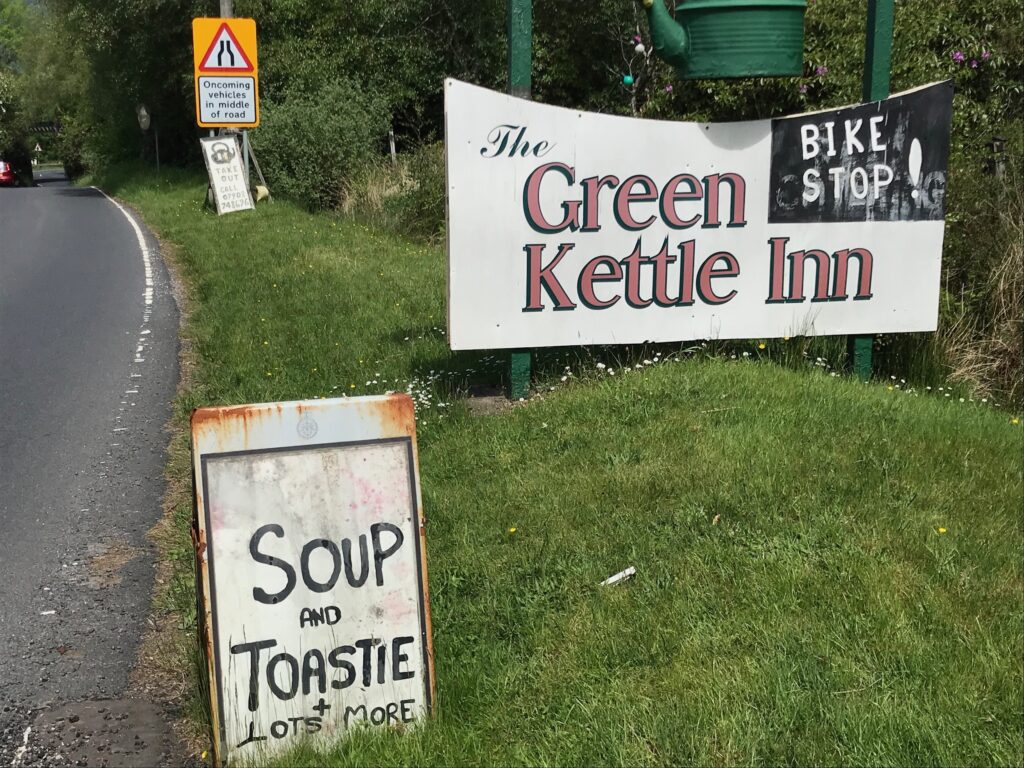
[0,0,31,181]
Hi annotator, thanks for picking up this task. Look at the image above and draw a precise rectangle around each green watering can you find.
[642,0,806,79]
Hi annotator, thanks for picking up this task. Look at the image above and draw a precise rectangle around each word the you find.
[480,124,554,159]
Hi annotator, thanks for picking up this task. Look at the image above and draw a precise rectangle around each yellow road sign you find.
[192,18,259,128]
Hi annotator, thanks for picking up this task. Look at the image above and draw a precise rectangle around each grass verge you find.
[92,164,1023,766]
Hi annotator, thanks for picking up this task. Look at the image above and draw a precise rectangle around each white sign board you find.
[200,136,254,215]
[445,79,953,350]
[192,395,434,765]
[197,77,258,126]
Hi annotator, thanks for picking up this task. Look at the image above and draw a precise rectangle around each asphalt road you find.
[0,170,180,765]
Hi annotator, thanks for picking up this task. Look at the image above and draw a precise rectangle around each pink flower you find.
[981,49,990,60]
[815,65,828,76]
[664,84,673,93]
[798,84,808,94]
[633,34,642,44]
[970,59,978,68]
[952,51,965,63]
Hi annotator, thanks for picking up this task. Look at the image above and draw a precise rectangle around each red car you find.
[0,159,15,186]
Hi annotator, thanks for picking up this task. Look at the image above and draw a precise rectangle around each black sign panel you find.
[768,81,953,224]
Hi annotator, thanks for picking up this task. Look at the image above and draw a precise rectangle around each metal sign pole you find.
[507,0,533,400]
[850,0,894,381]
[242,129,251,189]
[216,0,252,193]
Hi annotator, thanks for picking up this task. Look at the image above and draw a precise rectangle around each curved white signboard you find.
[445,79,953,350]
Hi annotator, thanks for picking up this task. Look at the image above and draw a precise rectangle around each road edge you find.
[91,189,208,764]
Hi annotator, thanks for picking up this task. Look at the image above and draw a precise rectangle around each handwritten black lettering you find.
[267,652,299,700]
[301,538,342,592]
[250,524,296,604]
[302,648,327,695]
[235,720,267,749]
[230,639,277,711]
[392,636,415,681]
[328,645,357,689]
[370,522,403,586]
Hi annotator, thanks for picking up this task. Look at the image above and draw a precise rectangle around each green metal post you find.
[850,0,893,381]
[508,0,533,399]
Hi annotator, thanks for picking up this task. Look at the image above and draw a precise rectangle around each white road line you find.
[10,725,31,766]
[92,188,154,308]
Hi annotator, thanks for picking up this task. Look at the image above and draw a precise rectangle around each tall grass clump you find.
[942,162,1024,407]
[341,142,446,241]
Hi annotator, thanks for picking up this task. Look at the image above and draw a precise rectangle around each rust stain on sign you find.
[191,394,416,454]
[370,393,416,436]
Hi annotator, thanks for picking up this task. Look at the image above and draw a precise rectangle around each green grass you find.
[93,165,1024,766]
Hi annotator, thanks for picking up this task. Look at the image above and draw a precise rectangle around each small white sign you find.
[192,395,435,765]
[200,136,254,215]
[197,76,257,126]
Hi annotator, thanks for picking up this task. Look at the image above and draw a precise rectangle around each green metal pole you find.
[507,0,533,399]
[850,0,893,381]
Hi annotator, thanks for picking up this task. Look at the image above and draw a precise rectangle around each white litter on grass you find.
[600,566,636,587]
[10,725,31,766]
[39,610,55,616]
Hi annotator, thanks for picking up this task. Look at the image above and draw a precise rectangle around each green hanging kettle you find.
[643,0,807,79]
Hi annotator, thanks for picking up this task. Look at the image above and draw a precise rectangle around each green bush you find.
[55,112,89,179]
[252,80,388,210]
[384,142,445,240]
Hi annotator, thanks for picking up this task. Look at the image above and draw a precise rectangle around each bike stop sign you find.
[192,18,260,128]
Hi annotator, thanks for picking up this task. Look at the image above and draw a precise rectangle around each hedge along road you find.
[0,169,180,766]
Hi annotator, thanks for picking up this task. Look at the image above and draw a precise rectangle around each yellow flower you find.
[201,752,208,760]
[937,527,947,534]
[1012,417,1021,425]
[783,336,790,341]
[508,527,517,534]
[350,383,356,389]
[758,342,766,350]
[887,385,894,391]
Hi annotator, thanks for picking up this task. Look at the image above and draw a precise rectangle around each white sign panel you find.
[197,76,258,125]
[192,395,434,765]
[445,79,953,350]
[200,136,254,215]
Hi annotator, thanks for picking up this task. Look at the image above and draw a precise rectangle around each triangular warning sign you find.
[199,23,254,73]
